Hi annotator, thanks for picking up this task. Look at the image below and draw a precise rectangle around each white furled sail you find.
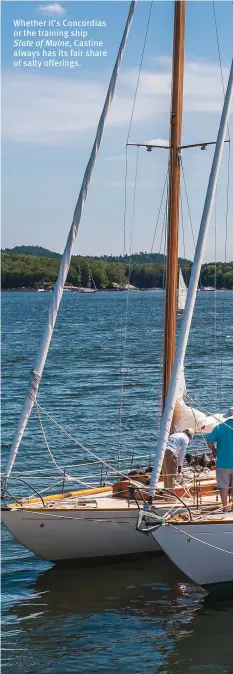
[173,367,228,434]
[175,366,187,400]
[173,399,228,434]
[3,1,136,485]
[148,56,233,497]
[177,268,187,313]
[172,326,229,435]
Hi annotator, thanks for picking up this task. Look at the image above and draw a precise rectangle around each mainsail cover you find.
[177,268,187,312]
[3,1,136,483]
[173,397,228,435]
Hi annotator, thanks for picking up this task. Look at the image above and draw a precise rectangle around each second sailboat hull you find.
[150,518,233,587]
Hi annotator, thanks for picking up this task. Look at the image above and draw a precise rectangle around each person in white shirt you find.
[164,428,194,488]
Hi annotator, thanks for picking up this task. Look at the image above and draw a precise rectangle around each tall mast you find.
[162,0,186,413]
[149,56,233,497]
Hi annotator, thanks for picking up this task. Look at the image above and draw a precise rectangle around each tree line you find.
[1,253,233,290]
[2,246,191,265]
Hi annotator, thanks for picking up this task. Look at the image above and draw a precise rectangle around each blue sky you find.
[2,0,233,261]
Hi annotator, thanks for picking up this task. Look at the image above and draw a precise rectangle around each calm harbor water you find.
[2,290,233,673]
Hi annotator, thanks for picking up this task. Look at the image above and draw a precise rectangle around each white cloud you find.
[36,3,66,17]
[104,154,126,162]
[2,59,230,146]
[153,55,172,69]
[146,138,169,147]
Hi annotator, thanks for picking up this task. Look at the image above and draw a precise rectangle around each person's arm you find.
[178,439,188,470]
[206,427,218,460]
[207,440,216,459]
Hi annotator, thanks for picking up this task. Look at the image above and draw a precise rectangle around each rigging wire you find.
[180,192,187,281]
[3,0,138,486]
[212,1,231,140]
[126,144,140,285]
[108,162,170,469]
[128,193,169,435]
[117,145,140,467]
[218,140,231,413]
[123,0,154,252]
[179,190,198,404]
[126,1,154,146]
[180,158,196,250]
[157,183,169,423]
[118,1,154,461]
[31,401,160,490]
[213,195,218,408]
[122,164,170,380]
[168,522,233,557]
[150,164,170,254]
[212,1,231,413]
[35,404,91,488]
[185,393,233,433]
[127,171,170,438]
[180,150,224,426]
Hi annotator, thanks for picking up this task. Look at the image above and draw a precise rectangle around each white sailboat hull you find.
[150,520,233,587]
[2,507,158,561]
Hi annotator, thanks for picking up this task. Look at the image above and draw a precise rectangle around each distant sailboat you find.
[200,286,215,291]
[79,272,97,293]
[177,267,187,314]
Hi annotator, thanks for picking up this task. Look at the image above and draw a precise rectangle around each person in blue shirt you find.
[207,415,233,512]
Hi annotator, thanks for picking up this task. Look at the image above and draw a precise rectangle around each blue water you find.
[2,290,233,673]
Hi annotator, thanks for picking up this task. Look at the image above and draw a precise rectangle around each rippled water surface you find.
[2,290,233,673]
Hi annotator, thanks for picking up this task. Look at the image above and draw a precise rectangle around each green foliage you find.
[91,261,108,289]
[67,264,81,286]
[2,245,61,259]
[129,263,165,288]
[1,253,60,289]
[224,272,233,289]
[80,261,90,287]
[2,246,190,265]
[105,262,126,287]
[199,262,233,289]
[1,252,233,290]
[89,252,191,265]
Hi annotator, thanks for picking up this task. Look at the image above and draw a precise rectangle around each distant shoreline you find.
[1,286,163,293]
[2,250,233,290]
[1,287,232,293]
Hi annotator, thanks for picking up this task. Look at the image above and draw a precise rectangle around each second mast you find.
[162,0,186,412]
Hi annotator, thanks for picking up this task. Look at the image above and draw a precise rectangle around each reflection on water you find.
[2,530,233,674]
